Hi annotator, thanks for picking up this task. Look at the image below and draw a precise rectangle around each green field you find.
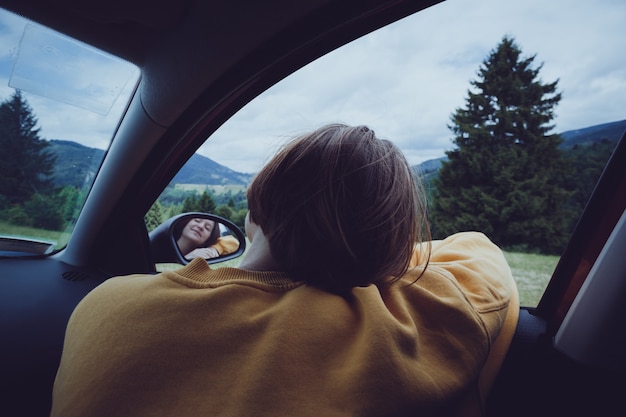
[503,251,559,307]
[0,221,70,249]
[174,184,247,195]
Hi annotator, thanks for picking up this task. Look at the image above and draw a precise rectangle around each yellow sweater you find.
[51,232,516,417]
[212,234,240,256]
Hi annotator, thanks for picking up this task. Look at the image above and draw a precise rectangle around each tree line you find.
[0,91,85,230]
[0,36,619,255]
[144,186,248,232]
[0,91,247,233]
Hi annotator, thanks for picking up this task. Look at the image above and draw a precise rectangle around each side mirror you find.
[149,212,246,265]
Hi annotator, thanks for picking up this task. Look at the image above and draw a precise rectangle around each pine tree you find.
[0,91,56,206]
[431,36,573,254]
[180,190,216,213]
[181,194,198,213]
[196,190,216,213]
[144,200,164,232]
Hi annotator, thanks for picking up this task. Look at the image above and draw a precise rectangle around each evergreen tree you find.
[215,205,233,221]
[196,190,216,213]
[180,190,216,213]
[23,193,65,230]
[181,194,198,212]
[229,208,248,232]
[0,91,56,205]
[144,200,164,232]
[562,140,616,215]
[432,36,572,254]
[57,186,88,224]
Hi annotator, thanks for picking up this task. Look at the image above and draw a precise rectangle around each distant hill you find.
[414,119,626,174]
[171,153,253,186]
[48,140,105,187]
[48,140,253,188]
[414,156,447,176]
[48,119,625,189]
[558,119,626,149]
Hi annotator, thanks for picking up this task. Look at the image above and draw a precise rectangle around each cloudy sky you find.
[202,0,626,173]
[1,0,625,174]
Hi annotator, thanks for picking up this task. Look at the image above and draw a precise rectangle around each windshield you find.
[0,8,139,256]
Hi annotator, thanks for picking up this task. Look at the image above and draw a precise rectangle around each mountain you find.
[48,140,105,187]
[48,119,626,189]
[414,156,447,175]
[48,140,253,188]
[558,119,626,149]
[171,153,253,185]
[414,119,626,174]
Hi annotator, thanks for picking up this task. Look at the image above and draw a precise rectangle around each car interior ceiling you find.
[0,1,625,416]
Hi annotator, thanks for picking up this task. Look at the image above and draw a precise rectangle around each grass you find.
[0,220,70,249]
[502,250,560,307]
[174,184,247,195]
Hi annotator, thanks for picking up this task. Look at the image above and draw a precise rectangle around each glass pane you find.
[156,0,625,305]
[0,7,140,256]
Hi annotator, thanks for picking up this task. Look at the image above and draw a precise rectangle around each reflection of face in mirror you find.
[175,217,240,260]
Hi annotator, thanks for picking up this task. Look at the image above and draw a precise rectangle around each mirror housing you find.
[149,212,246,265]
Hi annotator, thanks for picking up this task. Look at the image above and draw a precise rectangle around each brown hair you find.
[247,123,430,293]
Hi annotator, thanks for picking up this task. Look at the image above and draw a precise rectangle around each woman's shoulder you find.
[411,231,515,313]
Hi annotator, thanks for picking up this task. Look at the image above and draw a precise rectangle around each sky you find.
[201,0,626,173]
[1,0,625,174]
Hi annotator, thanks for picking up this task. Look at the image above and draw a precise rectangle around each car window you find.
[0,8,140,256]
[151,0,625,306]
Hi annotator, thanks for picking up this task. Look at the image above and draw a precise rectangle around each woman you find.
[51,123,518,417]
[175,217,239,260]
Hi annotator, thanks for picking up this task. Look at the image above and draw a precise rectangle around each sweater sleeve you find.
[428,232,514,311]
[209,235,240,256]
[424,232,517,349]
[407,232,516,343]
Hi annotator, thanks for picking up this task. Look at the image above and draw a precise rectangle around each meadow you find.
[503,251,559,307]
[0,221,70,249]
[174,184,247,195]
